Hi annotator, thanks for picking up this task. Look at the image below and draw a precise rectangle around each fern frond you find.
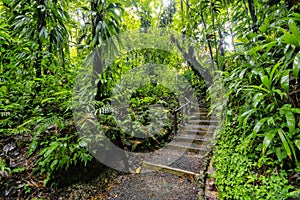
[96,105,114,115]
[0,111,10,117]
[28,115,65,157]
[11,127,30,135]
[35,115,64,134]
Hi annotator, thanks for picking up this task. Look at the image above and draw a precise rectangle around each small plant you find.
[35,132,92,186]
[0,157,11,176]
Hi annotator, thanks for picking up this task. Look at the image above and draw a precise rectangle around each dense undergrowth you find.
[212,6,300,200]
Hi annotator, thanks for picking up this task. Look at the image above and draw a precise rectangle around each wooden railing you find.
[173,97,191,135]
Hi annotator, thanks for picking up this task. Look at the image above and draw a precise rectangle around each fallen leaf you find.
[135,166,141,174]
[135,140,142,144]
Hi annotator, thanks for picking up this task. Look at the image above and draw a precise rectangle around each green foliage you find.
[213,124,297,200]
[225,12,300,164]
[99,83,179,152]
[36,132,92,186]
[78,0,124,49]
[0,0,124,187]
[0,157,11,175]
[212,5,300,199]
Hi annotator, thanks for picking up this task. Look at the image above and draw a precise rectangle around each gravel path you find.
[104,171,200,200]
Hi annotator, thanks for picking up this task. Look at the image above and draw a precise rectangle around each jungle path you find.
[104,106,218,200]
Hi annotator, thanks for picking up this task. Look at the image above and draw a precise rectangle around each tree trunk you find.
[199,10,215,69]
[36,0,46,79]
[226,7,236,52]
[247,0,258,32]
[218,30,225,71]
[35,0,46,93]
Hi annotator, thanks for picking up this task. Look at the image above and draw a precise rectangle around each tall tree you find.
[5,0,70,78]
[247,0,257,32]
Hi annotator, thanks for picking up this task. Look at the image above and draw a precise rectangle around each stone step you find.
[173,134,211,145]
[181,129,213,136]
[190,111,209,115]
[144,148,205,172]
[142,161,200,177]
[145,146,205,164]
[185,124,217,131]
[168,151,205,172]
[190,107,209,112]
[187,119,219,125]
[166,142,209,154]
[188,115,217,120]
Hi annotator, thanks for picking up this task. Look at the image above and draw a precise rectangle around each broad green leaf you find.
[289,19,300,45]
[285,111,295,134]
[241,109,255,118]
[295,140,300,151]
[41,98,55,104]
[278,130,292,160]
[261,75,271,90]
[50,160,58,170]
[239,68,247,79]
[28,140,38,157]
[266,102,276,112]
[264,41,277,52]
[270,62,281,81]
[274,89,285,100]
[11,166,25,173]
[252,93,264,108]
[275,147,288,162]
[39,27,48,40]
[43,142,60,158]
[259,19,269,33]
[280,70,290,92]
[252,117,269,140]
[280,28,299,46]
[262,131,276,155]
[239,37,249,43]
[286,136,298,164]
[247,85,269,93]
[243,114,251,131]
[292,12,300,21]
[252,68,264,78]
[291,108,300,113]
[267,117,275,125]
[248,45,263,55]
[293,52,300,78]
[239,110,255,127]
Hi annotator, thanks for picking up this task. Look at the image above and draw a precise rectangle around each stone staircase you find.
[104,106,219,200]
[140,106,217,180]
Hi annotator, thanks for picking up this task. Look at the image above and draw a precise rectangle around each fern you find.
[28,116,64,157]
[11,127,30,135]
[96,104,115,115]
[0,111,10,117]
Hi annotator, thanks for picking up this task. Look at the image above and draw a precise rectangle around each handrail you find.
[173,97,191,136]
[174,97,191,113]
